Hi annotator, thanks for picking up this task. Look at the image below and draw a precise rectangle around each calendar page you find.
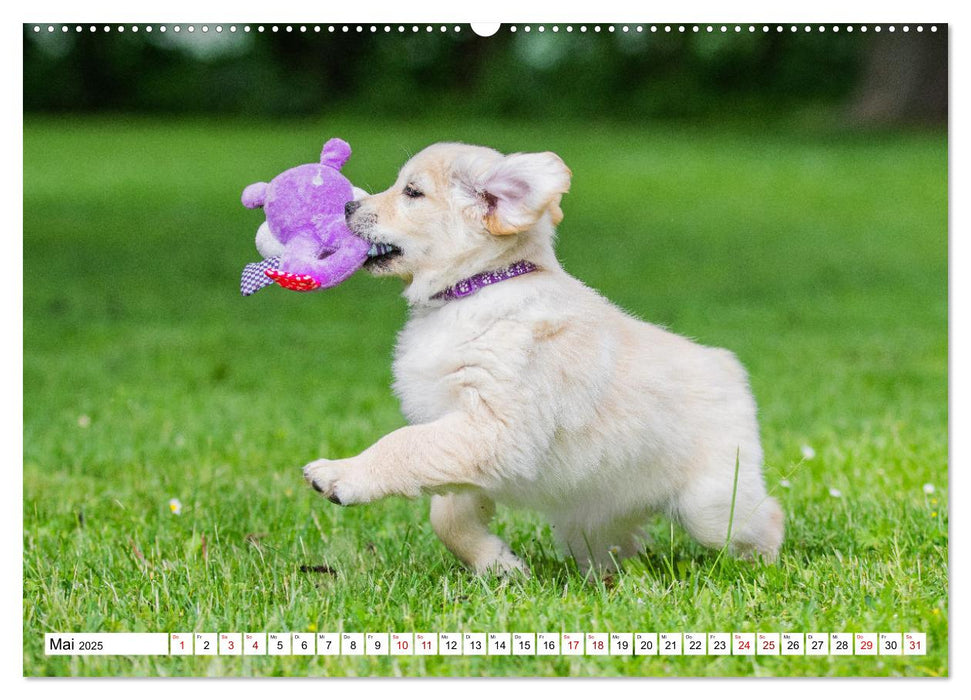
[21,10,948,679]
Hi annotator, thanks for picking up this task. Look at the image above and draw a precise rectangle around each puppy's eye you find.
[403,184,424,199]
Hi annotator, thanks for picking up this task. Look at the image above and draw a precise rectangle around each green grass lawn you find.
[22,114,947,677]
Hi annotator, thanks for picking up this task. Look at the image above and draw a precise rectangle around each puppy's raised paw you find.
[303,458,373,506]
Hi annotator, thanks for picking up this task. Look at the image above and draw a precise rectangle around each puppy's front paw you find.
[486,548,530,579]
[470,539,530,579]
[303,458,373,506]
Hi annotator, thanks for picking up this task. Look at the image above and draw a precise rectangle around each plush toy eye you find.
[403,184,424,199]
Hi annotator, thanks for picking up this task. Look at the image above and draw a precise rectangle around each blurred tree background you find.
[23,24,946,125]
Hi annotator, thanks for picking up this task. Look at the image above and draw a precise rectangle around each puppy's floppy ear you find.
[458,152,572,235]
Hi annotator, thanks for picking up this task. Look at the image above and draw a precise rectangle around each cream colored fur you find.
[304,143,783,576]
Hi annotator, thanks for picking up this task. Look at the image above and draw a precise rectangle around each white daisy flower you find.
[829,488,842,498]
[168,498,182,515]
[779,479,791,489]
[923,483,935,495]
[801,445,816,460]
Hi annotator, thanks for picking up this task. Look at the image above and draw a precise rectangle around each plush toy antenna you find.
[320,138,352,170]
[241,182,269,209]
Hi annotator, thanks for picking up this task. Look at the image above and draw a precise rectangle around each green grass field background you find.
[23,115,947,676]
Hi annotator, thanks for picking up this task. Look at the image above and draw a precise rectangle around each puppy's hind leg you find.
[430,492,527,577]
[677,480,784,562]
[553,517,648,578]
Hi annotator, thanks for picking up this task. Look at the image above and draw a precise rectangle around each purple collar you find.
[430,260,539,302]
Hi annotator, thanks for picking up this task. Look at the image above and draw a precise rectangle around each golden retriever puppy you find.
[304,143,783,575]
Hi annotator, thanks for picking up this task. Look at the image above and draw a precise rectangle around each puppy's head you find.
[346,143,571,301]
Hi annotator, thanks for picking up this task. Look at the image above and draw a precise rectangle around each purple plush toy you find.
[240,137,370,295]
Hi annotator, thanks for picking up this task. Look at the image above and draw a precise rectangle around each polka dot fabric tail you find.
[265,268,322,292]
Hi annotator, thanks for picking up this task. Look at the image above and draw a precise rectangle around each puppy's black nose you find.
[345,200,361,219]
